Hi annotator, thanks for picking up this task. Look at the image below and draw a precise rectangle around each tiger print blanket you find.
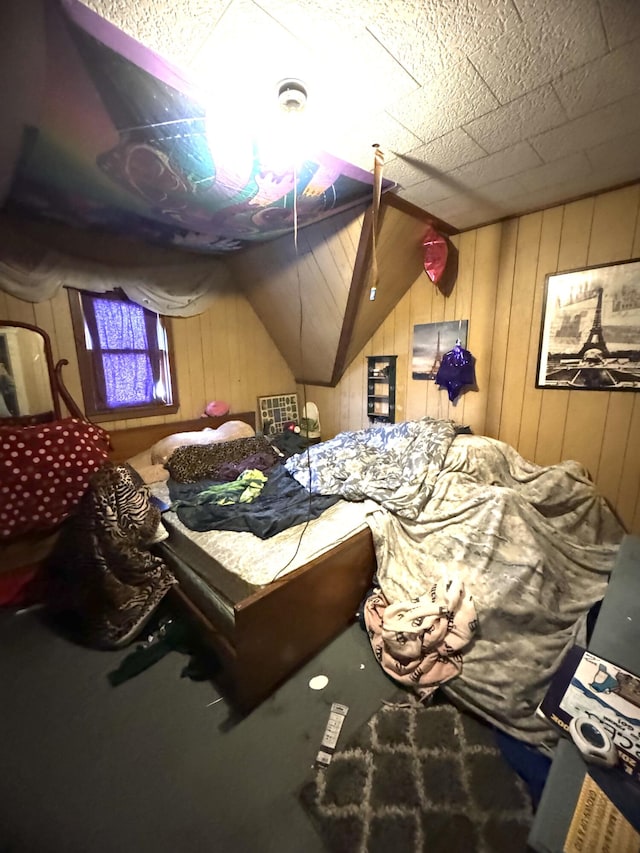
[48,463,176,649]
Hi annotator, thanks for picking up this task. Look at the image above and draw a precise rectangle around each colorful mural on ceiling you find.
[5,0,395,255]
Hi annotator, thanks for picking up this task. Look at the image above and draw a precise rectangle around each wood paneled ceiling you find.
[228,195,442,386]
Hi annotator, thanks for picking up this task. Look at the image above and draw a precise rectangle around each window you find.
[68,288,178,422]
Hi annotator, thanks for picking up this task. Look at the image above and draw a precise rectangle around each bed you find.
[110,413,625,740]
[109,412,379,712]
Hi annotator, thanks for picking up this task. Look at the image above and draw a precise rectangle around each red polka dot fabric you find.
[0,418,110,540]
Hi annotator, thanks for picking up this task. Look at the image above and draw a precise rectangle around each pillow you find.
[126,449,170,485]
[150,420,255,465]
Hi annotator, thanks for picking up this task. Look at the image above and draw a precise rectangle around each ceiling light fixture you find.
[277,78,307,112]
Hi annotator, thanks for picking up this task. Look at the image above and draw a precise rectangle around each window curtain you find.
[0,216,231,317]
[80,291,157,409]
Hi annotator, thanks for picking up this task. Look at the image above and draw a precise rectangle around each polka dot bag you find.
[1,418,110,539]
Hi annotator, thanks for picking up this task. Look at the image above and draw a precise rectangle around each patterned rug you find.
[300,694,534,853]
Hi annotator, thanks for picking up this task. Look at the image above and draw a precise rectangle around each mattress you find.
[150,480,378,623]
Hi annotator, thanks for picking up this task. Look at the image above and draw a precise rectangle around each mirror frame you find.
[0,320,85,425]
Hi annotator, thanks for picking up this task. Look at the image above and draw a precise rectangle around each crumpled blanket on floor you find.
[367,434,625,747]
[363,577,478,702]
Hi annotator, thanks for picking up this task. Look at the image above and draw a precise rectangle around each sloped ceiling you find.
[227,196,435,385]
[0,0,392,257]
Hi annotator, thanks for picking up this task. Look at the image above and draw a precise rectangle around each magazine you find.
[538,645,640,783]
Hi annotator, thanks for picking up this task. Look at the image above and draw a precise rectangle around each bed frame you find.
[110,412,377,712]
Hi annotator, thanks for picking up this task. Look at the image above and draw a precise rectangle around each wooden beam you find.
[331,207,375,385]
[383,192,459,236]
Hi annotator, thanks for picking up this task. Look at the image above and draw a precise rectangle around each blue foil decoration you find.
[435,342,476,402]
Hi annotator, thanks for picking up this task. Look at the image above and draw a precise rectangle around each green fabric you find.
[170,468,267,509]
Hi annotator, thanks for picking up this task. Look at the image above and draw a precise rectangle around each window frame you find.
[68,287,179,423]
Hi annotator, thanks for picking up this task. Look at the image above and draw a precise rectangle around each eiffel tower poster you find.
[412,320,469,380]
[537,259,640,391]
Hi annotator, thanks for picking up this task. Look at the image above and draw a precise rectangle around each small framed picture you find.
[257,392,299,435]
[536,258,640,391]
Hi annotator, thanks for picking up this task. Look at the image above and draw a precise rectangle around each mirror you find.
[0,321,58,423]
[0,321,84,425]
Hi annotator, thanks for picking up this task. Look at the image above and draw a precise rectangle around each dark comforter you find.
[167,462,339,538]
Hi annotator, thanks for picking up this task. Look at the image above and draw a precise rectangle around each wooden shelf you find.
[366,355,397,424]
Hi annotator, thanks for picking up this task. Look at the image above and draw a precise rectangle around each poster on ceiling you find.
[5,0,395,255]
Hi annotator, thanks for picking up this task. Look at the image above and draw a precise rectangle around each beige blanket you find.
[366,434,625,747]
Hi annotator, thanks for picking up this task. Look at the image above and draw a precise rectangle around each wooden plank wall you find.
[0,287,296,436]
[301,184,640,534]
[228,198,432,387]
[227,206,366,385]
[341,203,431,370]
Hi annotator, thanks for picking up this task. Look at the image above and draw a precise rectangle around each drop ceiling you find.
[79,0,640,232]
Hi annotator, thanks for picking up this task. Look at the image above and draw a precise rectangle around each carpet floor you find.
[300,692,534,853]
[0,607,400,853]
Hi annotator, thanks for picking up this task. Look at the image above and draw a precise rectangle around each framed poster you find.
[536,258,640,391]
[412,320,469,380]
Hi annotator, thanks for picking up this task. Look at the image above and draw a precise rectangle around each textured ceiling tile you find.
[387,60,498,143]
[321,112,422,173]
[470,0,607,103]
[426,0,521,62]
[553,38,640,119]
[253,0,420,111]
[383,129,486,189]
[463,84,567,153]
[384,158,427,190]
[473,175,527,203]
[586,0,640,50]
[303,31,419,115]
[189,0,309,101]
[426,194,505,228]
[517,152,593,192]
[83,0,225,69]
[451,207,508,229]
[497,184,576,215]
[516,171,635,215]
[530,95,640,162]
[396,175,460,208]
[191,2,417,127]
[367,0,519,81]
[257,0,369,41]
[365,0,458,82]
[451,141,542,189]
[575,170,639,195]
[586,129,640,174]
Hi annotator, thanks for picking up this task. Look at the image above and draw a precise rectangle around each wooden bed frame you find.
[109,412,377,712]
